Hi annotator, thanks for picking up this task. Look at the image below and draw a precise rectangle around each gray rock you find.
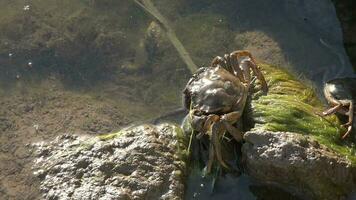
[32,124,187,200]
[242,130,356,200]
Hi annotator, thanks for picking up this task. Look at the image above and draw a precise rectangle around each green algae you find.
[250,64,356,164]
[174,125,189,175]
[98,131,123,141]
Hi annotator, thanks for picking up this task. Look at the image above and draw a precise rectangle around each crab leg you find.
[247,60,268,94]
[240,60,252,87]
[229,53,245,82]
[322,104,343,116]
[230,50,258,64]
[322,99,354,139]
[322,84,349,117]
[196,114,220,139]
[231,50,268,94]
[341,101,353,139]
[211,122,230,169]
[224,54,234,74]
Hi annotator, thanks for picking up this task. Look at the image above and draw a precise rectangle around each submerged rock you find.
[242,130,356,200]
[32,124,187,200]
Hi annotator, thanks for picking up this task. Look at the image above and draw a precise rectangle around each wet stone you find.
[32,123,187,200]
[242,130,356,200]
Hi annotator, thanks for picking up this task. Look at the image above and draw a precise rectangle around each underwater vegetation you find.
[248,63,356,164]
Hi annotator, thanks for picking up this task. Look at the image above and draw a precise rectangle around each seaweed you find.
[250,64,356,164]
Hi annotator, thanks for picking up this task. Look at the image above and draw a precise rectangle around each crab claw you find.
[196,114,220,139]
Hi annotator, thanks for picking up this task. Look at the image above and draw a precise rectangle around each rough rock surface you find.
[242,131,356,200]
[32,124,186,200]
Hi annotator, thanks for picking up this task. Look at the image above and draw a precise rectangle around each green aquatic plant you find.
[174,125,189,165]
[250,64,356,164]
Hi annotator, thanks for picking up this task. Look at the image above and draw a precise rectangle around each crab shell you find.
[183,66,248,116]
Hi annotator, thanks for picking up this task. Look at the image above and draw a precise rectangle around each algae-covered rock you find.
[247,63,356,163]
[242,64,356,199]
[243,131,356,200]
[32,123,188,200]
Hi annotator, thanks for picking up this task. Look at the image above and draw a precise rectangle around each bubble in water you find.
[193,192,198,198]
[23,5,30,11]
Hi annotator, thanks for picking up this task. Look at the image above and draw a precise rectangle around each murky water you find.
[0,0,354,199]
[185,173,303,200]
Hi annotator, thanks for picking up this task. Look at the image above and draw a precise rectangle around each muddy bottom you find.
[0,74,181,199]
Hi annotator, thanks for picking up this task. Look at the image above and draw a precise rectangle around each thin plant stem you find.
[132,0,198,74]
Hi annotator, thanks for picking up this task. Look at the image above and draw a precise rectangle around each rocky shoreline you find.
[31,123,356,200]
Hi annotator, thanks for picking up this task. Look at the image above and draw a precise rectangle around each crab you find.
[322,78,356,139]
[183,50,268,173]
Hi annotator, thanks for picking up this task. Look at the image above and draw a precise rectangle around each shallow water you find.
[185,173,303,200]
[185,174,256,200]
[0,0,354,199]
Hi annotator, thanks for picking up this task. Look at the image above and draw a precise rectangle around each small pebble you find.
[33,124,39,131]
